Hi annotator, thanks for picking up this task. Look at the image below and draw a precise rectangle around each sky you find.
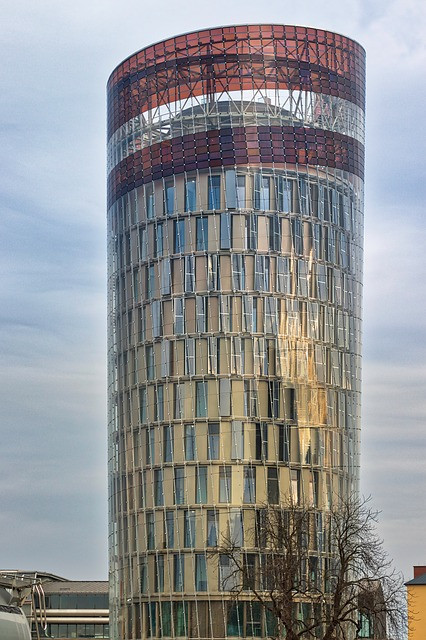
[0,0,425,583]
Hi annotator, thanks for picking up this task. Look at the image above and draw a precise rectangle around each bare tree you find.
[213,496,405,640]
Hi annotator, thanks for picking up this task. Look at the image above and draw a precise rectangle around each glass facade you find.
[107,24,365,640]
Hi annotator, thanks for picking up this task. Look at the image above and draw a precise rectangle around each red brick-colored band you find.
[107,25,365,139]
[107,125,364,208]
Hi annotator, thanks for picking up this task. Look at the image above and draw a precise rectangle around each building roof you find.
[405,573,426,586]
[42,581,108,594]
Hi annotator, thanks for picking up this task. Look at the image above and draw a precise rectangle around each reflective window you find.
[164,510,174,548]
[196,216,208,251]
[165,179,175,214]
[195,553,207,591]
[154,469,164,505]
[185,178,196,212]
[174,467,185,504]
[196,381,207,417]
[196,465,207,503]
[220,212,231,249]
[236,174,246,208]
[146,183,155,219]
[163,424,173,461]
[267,467,279,504]
[207,509,218,546]
[219,465,231,502]
[208,423,220,459]
[173,554,184,591]
[184,424,196,461]
[174,219,185,253]
[184,509,196,547]
[208,175,221,209]
[243,466,256,503]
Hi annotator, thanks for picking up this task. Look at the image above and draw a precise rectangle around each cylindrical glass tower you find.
[107,24,365,640]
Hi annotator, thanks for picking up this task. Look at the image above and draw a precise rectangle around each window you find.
[163,424,173,462]
[146,601,157,638]
[184,424,196,461]
[220,212,231,249]
[184,510,196,547]
[232,254,245,290]
[155,554,164,592]
[255,423,268,460]
[152,300,162,338]
[195,554,207,591]
[219,379,231,417]
[173,553,184,591]
[276,176,293,213]
[227,603,244,636]
[254,174,270,210]
[219,295,232,332]
[208,423,220,460]
[245,600,261,635]
[207,253,219,290]
[174,219,185,253]
[208,175,221,209]
[243,555,257,590]
[196,465,207,504]
[243,380,258,417]
[173,602,188,637]
[236,174,246,207]
[264,297,277,334]
[185,337,195,376]
[267,467,279,504]
[161,602,172,638]
[146,512,155,549]
[254,255,270,291]
[298,178,309,215]
[243,466,256,503]
[139,386,147,424]
[174,467,185,504]
[279,425,290,462]
[146,183,155,219]
[219,466,231,502]
[154,222,163,257]
[269,214,281,251]
[291,469,300,504]
[185,178,196,212]
[291,217,303,255]
[154,469,164,505]
[160,257,171,295]
[174,297,185,335]
[174,383,183,419]
[207,510,218,546]
[229,508,243,546]
[155,385,164,421]
[146,264,154,298]
[196,217,208,250]
[164,511,174,548]
[146,427,155,465]
[268,380,280,419]
[140,559,147,593]
[165,179,175,214]
[146,345,154,380]
[184,255,195,292]
[243,296,257,332]
[196,381,207,417]
[196,296,207,332]
[245,213,258,250]
[276,257,290,293]
[231,421,244,460]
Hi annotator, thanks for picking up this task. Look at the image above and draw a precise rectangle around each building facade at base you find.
[107,24,365,640]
